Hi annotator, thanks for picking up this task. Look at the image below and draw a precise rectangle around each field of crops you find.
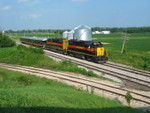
[93,33,150,52]
[93,33,150,71]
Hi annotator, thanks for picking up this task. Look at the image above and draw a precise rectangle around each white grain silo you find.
[67,30,74,40]
[63,31,69,39]
[73,25,91,41]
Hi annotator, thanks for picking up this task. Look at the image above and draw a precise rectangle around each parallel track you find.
[0,63,149,108]
[104,62,150,77]
[44,50,150,89]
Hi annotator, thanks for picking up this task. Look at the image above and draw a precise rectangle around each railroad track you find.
[44,50,150,90]
[104,62,150,77]
[0,63,149,110]
[19,42,150,89]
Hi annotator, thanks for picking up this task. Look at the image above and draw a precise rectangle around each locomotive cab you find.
[87,42,105,56]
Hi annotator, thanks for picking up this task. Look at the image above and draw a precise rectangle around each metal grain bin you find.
[73,25,91,41]
[63,31,68,39]
[67,30,74,40]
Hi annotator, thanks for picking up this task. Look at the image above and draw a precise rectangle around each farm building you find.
[102,31,111,34]
[92,31,102,34]
[92,31,111,34]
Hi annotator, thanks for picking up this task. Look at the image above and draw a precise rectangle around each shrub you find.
[0,32,16,47]
[29,46,44,54]
[17,44,28,50]
[17,45,44,54]
[60,60,76,67]
[17,76,35,86]
[125,91,133,106]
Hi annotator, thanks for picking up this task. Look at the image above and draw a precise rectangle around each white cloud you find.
[21,14,42,19]
[1,6,11,10]
[72,0,89,2]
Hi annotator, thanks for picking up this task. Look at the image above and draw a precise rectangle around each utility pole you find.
[121,33,129,54]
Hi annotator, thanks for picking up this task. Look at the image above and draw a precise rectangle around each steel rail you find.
[104,63,150,77]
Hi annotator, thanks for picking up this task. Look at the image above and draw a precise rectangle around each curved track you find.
[0,63,149,110]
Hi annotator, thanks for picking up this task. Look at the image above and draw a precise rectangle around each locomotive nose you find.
[97,47,105,56]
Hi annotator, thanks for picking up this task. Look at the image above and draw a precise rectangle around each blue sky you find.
[0,0,150,30]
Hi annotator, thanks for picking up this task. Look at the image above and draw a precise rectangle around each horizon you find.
[0,0,150,30]
[4,26,150,31]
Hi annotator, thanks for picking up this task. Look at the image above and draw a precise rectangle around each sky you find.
[0,0,150,30]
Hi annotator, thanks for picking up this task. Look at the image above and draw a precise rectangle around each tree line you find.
[4,26,150,34]
[5,29,68,34]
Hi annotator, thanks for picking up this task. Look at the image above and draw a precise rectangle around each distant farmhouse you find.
[92,31,111,34]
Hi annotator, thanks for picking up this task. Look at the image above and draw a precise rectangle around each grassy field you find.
[0,68,145,113]
[93,33,150,71]
[7,32,150,71]
[93,33,150,52]
[0,45,109,80]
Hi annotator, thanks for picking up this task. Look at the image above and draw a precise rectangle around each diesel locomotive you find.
[20,37,108,63]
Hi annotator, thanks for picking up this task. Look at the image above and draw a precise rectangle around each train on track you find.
[20,37,108,63]
[20,25,108,63]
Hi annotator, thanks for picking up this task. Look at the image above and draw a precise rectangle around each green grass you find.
[0,45,108,80]
[0,68,145,113]
[93,33,150,52]
[93,33,150,71]
[93,33,123,38]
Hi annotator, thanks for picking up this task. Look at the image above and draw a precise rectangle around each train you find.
[20,25,108,63]
[20,36,108,63]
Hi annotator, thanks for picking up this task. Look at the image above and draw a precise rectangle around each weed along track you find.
[0,63,150,110]
[44,50,150,90]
